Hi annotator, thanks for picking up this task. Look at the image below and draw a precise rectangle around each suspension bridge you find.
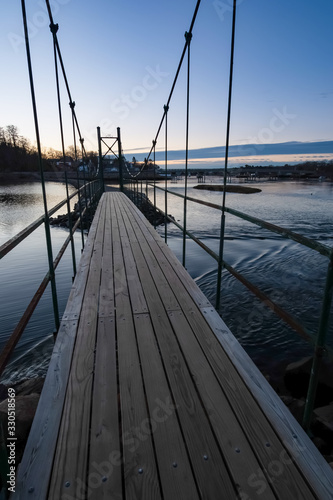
[1,0,333,499]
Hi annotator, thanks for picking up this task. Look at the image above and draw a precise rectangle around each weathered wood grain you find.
[48,195,107,499]
[111,194,162,500]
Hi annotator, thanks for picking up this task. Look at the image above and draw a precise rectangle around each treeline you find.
[0,125,43,172]
[0,125,97,172]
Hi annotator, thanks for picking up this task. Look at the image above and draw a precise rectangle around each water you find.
[1,179,332,385]
[148,178,333,381]
[0,182,84,384]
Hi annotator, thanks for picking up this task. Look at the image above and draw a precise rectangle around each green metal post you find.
[83,171,89,229]
[117,127,124,192]
[216,0,237,311]
[153,140,157,228]
[21,0,60,332]
[182,31,192,268]
[164,104,169,243]
[97,126,105,192]
[76,170,85,250]
[65,171,77,279]
[303,253,333,431]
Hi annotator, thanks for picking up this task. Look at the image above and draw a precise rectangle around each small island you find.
[193,184,262,194]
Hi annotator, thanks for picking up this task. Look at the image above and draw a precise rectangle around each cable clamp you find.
[49,23,59,35]
[185,31,192,43]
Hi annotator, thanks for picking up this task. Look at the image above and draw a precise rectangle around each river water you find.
[0,182,83,384]
[149,177,333,381]
[0,179,332,384]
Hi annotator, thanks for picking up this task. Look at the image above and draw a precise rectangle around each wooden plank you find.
[111,194,162,500]
[134,313,200,500]
[119,193,328,498]
[118,200,237,498]
[14,320,79,499]
[120,193,211,308]
[88,194,123,500]
[114,198,148,314]
[120,193,330,497]
[48,196,107,499]
[168,310,314,500]
[62,192,106,321]
[15,197,106,499]
[112,194,200,498]
[202,305,333,499]
[116,195,181,312]
[97,194,115,318]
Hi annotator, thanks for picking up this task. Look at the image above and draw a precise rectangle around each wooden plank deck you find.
[15,191,333,499]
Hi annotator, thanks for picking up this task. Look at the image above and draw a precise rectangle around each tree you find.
[65,145,77,160]
[6,125,19,148]
[0,127,6,144]
[132,156,137,166]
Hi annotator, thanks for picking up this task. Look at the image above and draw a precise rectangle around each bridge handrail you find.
[0,182,90,260]
[0,177,103,377]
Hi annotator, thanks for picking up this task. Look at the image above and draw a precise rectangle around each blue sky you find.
[0,0,332,163]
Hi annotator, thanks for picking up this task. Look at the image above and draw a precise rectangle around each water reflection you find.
[0,182,82,383]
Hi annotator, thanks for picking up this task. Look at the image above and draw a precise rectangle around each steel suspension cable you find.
[146,0,201,162]
[153,139,156,228]
[182,31,192,267]
[45,0,87,159]
[50,22,77,278]
[21,0,60,331]
[216,0,237,310]
[164,105,169,243]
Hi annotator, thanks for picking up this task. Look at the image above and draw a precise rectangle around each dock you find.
[15,192,333,499]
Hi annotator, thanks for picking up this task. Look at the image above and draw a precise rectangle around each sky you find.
[0,0,332,166]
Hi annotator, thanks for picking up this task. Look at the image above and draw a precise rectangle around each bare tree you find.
[6,125,19,148]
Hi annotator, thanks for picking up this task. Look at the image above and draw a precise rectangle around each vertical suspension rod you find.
[51,22,76,278]
[216,0,237,310]
[21,0,60,331]
[164,105,169,243]
[153,140,157,228]
[45,0,87,159]
[182,31,192,267]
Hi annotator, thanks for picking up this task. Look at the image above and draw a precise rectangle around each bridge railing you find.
[124,177,333,430]
[0,174,103,377]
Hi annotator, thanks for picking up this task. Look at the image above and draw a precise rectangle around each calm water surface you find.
[149,178,333,380]
[1,179,332,384]
[0,182,83,384]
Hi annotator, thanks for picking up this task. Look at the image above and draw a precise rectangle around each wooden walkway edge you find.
[14,192,333,499]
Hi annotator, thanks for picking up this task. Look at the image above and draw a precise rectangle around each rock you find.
[311,436,331,455]
[0,394,40,463]
[14,377,45,396]
[284,356,333,406]
[313,402,333,449]
[0,384,9,402]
